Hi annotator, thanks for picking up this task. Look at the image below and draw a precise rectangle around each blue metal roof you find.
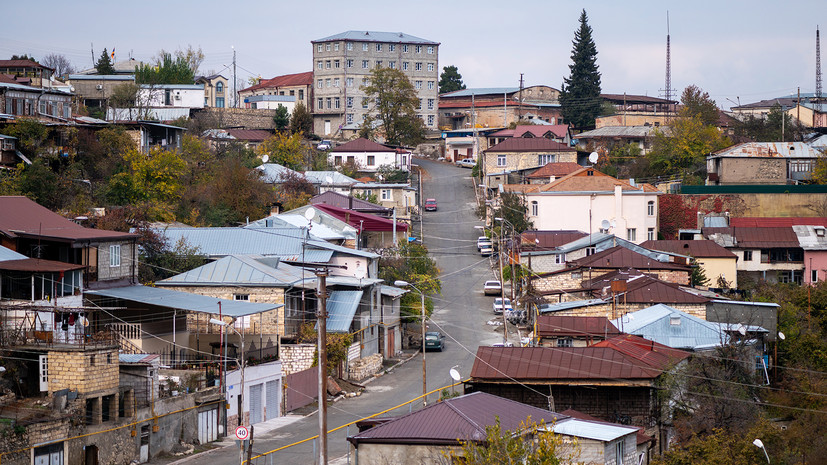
[303,171,358,186]
[612,304,727,350]
[138,84,204,90]
[324,290,364,333]
[313,31,438,45]
[86,285,281,317]
[255,163,301,183]
[441,88,519,98]
[68,74,135,81]
[0,245,26,262]
[551,418,638,442]
[157,254,316,288]
[245,95,296,103]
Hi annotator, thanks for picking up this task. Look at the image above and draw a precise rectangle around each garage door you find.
[249,384,263,425]
[198,408,218,444]
[265,380,280,420]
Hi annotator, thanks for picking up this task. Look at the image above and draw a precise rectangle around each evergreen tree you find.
[559,10,602,130]
[289,101,313,135]
[95,48,116,75]
[438,65,466,94]
[273,104,289,132]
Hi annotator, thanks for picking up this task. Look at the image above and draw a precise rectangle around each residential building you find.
[243,94,296,112]
[525,162,583,184]
[120,120,185,152]
[0,81,73,121]
[482,138,577,188]
[350,181,417,223]
[312,203,410,248]
[596,93,677,127]
[703,226,804,284]
[136,83,205,108]
[311,31,440,137]
[575,125,663,156]
[0,59,53,86]
[309,191,393,218]
[438,86,562,130]
[787,102,827,128]
[441,127,501,162]
[706,142,823,185]
[793,224,827,284]
[535,315,622,347]
[66,74,135,112]
[641,239,739,288]
[195,74,229,108]
[519,168,661,244]
[0,133,30,168]
[203,128,273,150]
[519,232,660,274]
[238,71,313,111]
[303,170,359,194]
[486,124,572,147]
[329,137,412,172]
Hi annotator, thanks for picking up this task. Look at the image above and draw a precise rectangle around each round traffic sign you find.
[235,425,249,440]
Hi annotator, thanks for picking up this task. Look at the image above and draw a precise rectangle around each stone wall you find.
[348,353,383,381]
[679,192,827,218]
[281,344,316,375]
[195,107,277,129]
[48,346,119,395]
[171,285,287,336]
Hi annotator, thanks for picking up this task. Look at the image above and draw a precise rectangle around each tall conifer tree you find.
[560,10,602,130]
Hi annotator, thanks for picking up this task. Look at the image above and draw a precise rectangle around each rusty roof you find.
[0,196,138,243]
[0,258,85,272]
[536,315,621,338]
[486,137,572,153]
[239,71,313,93]
[310,191,391,214]
[580,269,709,305]
[640,240,736,258]
[347,391,568,446]
[332,137,394,153]
[520,230,587,250]
[224,129,273,141]
[592,334,689,367]
[601,93,677,104]
[536,168,644,193]
[470,344,685,382]
[710,142,822,159]
[703,226,800,248]
[570,246,691,271]
[527,162,584,179]
[730,217,827,228]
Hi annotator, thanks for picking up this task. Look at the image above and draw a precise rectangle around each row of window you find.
[317,76,436,92]
[318,59,435,72]
[4,96,71,118]
[340,112,435,126]
[205,97,225,108]
[317,42,435,54]
[318,96,435,111]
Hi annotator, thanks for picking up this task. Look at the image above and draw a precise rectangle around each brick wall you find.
[195,107,277,129]
[48,347,119,395]
[281,344,316,375]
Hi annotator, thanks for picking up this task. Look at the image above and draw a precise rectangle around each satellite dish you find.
[600,219,611,230]
[304,207,316,221]
[778,332,786,340]
[261,154,269,163]
[588,152,599,164]
[449,368,461,382]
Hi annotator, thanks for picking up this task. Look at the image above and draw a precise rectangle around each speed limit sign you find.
[235,425,249,440]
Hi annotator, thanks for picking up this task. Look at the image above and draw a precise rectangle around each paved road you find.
[167,158,508,465]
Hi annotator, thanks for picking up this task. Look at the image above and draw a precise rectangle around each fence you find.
[283,367,317,413]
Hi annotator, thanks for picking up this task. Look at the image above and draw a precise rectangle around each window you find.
[648,228,655,241]
[647,200,655,216]
[415,45,422,53]
[744,250,753,261]
[554,253,566,264]
[402,44,409,52]
[389,61,396,69]
[317,61,323,69]
[347,42,353,51]
[325,60,331,69]
[427,63,434,72]
[362,43,369,51]
[362,98,369,109]
[334,155,342,165]
[427,114,434,126]
[299,89,304,100]
[427,46,434,54]
[415,80,422,89]
[346,59,354,68]
[427,98,434,110]
[615,441,624,465]
[531,201,538,216]
[381,189,392,200]
[627,228,637,242]
[334,42,339,51]
[376,43,382,51]
[216,81,224,93]
[334,97,340,109]
[538,154,557,165]
[585,246,596,256]
[317,97,323,108]
[234,294,249,301]
[497,154,506,167]
[334,60,340,69]
[813,269,819,283]
[333,78,340,87]
[109,244,121,267]
[572,271,583,280]
[346,113,353,124]
[375,60,382,68]
[317,79,323,89]
[415,62,422,71]
[325,78,331,87]
[216,97,224,108]
[557,338,573,347]
[428,81,435,90]
[317,44,323,52]
[326,43,331,51]
[389,44,395,51]
[362,60,369,69]
[402,62,409,71]
[417,99,422,109]
[346,97,353,108]
[367,155,375,165]
[326,97,332,109]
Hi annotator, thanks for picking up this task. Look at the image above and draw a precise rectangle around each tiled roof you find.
[570,246,691,271]
[527,162,584,179]
[536,315,621,338]
[347,392,567,446]
[486,137,572,153]
[240,71,313,93]
[639,240,737,259]
[703,226,800,248]
[730,217,827,228]
[314,31,438,45]
[535,168,643,193]
[331,137,393,153]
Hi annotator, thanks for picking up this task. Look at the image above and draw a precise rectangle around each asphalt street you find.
[165,158,510,465]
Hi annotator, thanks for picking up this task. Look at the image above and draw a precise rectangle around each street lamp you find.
[753,438,770,464]
[210,318,245,428]
[394,280,428,406]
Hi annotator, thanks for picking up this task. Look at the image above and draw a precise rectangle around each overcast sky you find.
[3,0,826,108]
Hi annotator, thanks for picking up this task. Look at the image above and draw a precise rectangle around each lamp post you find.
[394,280,427,406]
[753,438,770,464]
[210,318,245,429]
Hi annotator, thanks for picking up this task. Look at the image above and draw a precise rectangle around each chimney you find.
[270,203,282,216]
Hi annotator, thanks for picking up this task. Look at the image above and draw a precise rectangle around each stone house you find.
[486,124,572,147]
[536,315,622,348]
[438,86,562,130]
[483,137,577,188]
[703,226,804,284]
[329,137,412,172]
[311,203,410,248]
[0,59,54,86]
[706,142,823,185]
[0,81,73,121]
[350,182,417,223]
[641,239,738,288]
[65,74,135,111]
[238,71,313,111]
[576,125,663,156]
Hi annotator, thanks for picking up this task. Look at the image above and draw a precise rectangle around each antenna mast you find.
[817,26,822,113]
[661,12,676,116]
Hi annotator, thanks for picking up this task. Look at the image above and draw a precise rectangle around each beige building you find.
[311,31,439,137]
[195,74,229,108]
[483,137,577,188]
[706,142,822,185]
[238,71,313,111]
[641,239,738,288]
[438,86,562,130]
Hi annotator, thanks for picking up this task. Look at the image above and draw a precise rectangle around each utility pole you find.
[518,73,524,121]
[316,269,329,465]
[232,46,237,108]
[498,229,508,344]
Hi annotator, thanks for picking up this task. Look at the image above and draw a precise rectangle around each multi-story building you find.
[311,31,439,139]
[238,71,313,111]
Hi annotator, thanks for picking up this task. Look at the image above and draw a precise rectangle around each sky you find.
[3,0,826,109]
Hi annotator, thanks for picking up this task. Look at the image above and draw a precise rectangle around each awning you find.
[85,285,282,317]
[323,290,363,333]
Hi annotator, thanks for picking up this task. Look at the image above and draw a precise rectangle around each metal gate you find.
[249,383,263,425]
[197,408,218,444]
[284,367,317,412]
[265,380,280,420]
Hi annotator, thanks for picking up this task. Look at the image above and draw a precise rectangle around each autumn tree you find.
[95,49,115,75]
[559,10,602,130]
[379,241,441,322]
[105,147,187,221]
[680,84,719,126]
[657,194,697,239]
[452,418,575,464]
[438,65,466,94]
[290,101,313,135]
[360,67,425,146]
[257,132,307,169]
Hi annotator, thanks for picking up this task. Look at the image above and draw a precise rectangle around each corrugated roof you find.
[527,162,584,179]
[244,95,296,103]
[0,258,85,273]
[560,409,654,445]
[0,196,137,243]
[310,191,392,214]
[239,71,313,94]
[256,163,301,183]
[612,304,727,350]
[551,418,638,442]
[578,269,710,305]
[157,255,315,288]
[108,107,191,122]
[536,315,621,338]
[325,290,363,333]
[332,137,394,153]
[710,142,821,159]
[537,299,607,314]
[379,284,407,298]
[0,245,26,262]
[520,230,588,249]
[639,240,736,258]
[0,59,52,70]
[793,225,827,250]
[280,205,361,239]
[86,285,282,317]
[486,137,573,153]
[313,204,409,232]
[225,129,273,141]
[119,353,159,364]
[731,217,827,228]
[570,246,690,271]
[703,226,800,248]
[67,74,135,81]
[591,334,690,368]
[601,94,676,104]
[314,31,438,45]
[348,392,567,445]
[440,87,518,98]
[575,125,664,138]
[303,171,358,186]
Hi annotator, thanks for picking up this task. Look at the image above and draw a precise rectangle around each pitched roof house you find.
[329,137,412,172]
[482,137,577,188]
[535,315,622,348]
[703,226,803,284]
[525,161,584,184]
[640,239,738,288]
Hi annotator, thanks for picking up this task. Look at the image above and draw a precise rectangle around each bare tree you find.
[42,53,76,78]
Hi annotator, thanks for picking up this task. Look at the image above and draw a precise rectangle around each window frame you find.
[109,244,121,267]
[497,154,507,167]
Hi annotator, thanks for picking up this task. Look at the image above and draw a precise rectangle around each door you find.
[266,380,280,420]
[388,331,395,357]
[139,425,149,463]
[249,383,263,425]
[84,445,98,465]
[324,120,331,135]
[34,443,63,465]
[39,355,49,392]
[198,408,218,443]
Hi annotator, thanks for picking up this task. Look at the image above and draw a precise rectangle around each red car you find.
[424,199,438,211]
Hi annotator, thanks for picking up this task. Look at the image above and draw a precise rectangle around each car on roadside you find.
[493,297,512,314]
[492,341,514,347]
[317,140,332,150]
[483,280,502,296]
[477,236,490,250]
[456,158,476,168]
[424,198,438,211]
[424,331,445,351]
[480,244,495,257]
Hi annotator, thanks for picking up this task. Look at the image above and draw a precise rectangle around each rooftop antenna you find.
[817,26,823,113]
[661,12,676,115]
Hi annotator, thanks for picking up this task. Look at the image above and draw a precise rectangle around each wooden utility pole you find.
[316,269,329,465]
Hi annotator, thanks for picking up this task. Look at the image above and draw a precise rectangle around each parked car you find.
[506,309,527,325]
[456,158,476,168]
[483,280,502,296]
[477,236,490,251]
[424,198,438,211]
[424,331,445,351]
[480,244,495,257]
[493,298,513,314]
[492,342,514,347]
[317,140,332,150]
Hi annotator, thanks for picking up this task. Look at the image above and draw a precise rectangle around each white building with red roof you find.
[329,137,412,172]
[238,71,313,111]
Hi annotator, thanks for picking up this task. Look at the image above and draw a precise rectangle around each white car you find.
[456,158,476,168]
[477,236,490,251]
[483,280,502,296]
[317,140,332,150]
[480,244,494,257]
[493,298,513,314]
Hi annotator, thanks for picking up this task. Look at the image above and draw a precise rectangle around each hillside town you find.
[2,8,827,465]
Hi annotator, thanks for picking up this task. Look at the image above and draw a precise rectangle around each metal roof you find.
[303,171,358,186]
[313,31,438,45]
[245,214,350,241]
[379,284,407,298]
[244,95,296,103]
[326,276,384,288]
[108,107,190,122]
[485,137,573,153]
[138,84,204,90]
[86,285,282,317]
[732,217,827,228]
[332,137,394,153]
[281,205,361,238]
[536,315,621,338]
[612,304,728,350]
[570,246,689,271]
[708,299,780,308]
[0,245,26,261]
[313,204,409,233]
[119,353,160,364]
[255,163,301,183]
[239,71,313,93]
[67,74,135,81]
[703,226,800,249]
[325,290,363,333]
[550,418,638,442]
[579,269,710,305]
[538,299,607,314]
[710,142,822,159]
[575,125,663,138]
[0,258,85,273]
[527,162,584,179]
[310,191,392,214]
[440,87,519,98]
[156,254,316,288]
[639,240,736,258]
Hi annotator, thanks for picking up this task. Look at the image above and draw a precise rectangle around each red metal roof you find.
[570,246,691,271]
[348,392,567,446]
[640,240,736,258]
[520,230,587,249]
[592,334,689,369]
[486,137,573,153]
[310,191,391,215]
[730,217,827,228]
[438,100,550,110]
[513,125,569,139]
[0,258,85,273]
[579,269,709,305]
[224,129,273,141]
[527,162,584,179]
[239,71,313,93]
[536,315,622,338]
[331,137,394,153]
[0,196,138,243]
[704,226,800,248]
[312,203,408,232]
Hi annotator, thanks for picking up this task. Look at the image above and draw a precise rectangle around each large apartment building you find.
[311,31,439,138]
